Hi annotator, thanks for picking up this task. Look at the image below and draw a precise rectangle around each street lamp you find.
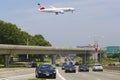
[94,40,98,63]
[88,35,104,63]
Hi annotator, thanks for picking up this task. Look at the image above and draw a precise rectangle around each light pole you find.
[89,35,104,63]
[45,55,48,62]
[99,48,102,63]
[85,48,88,64]
[94,40,98,63]
[26,38,29,61]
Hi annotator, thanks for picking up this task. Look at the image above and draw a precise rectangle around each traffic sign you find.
[107,46,120,53]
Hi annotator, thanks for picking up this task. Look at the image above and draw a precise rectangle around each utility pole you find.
[99,48,102,63]
[85,49,86,64]
[119,52,120,64]
[26,38,29,61]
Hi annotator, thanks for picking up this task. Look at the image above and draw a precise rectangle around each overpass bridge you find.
[0,44,105,67]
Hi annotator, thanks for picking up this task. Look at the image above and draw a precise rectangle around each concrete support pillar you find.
[4,54,10,68]
[95,52,98,63]
[52,54,56,65]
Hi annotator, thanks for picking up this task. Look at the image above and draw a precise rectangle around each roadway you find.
[56,67,120,80]
[0,68,35,80]
[0,67,120,80]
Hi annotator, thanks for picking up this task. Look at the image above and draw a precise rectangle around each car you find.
[35,64,56,78]
[74,62,80,66]
[28,61,37,67]
[64,65,76,73]
[69,61,74,65]
[92,63,103,71]
[78,64,89,72]
[62,62,68,70]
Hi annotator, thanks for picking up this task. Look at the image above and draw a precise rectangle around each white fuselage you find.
[38,7,75,15]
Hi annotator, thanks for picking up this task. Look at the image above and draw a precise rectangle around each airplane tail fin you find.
[37,3,45,10]
[37,3,41,7]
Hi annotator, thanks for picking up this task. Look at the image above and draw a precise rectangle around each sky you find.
[0,0,120,47]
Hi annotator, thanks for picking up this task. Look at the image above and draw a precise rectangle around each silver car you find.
[92,64,103,71]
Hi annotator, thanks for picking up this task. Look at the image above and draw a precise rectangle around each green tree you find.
[0,21,21,44]
[0,20,52,62]
[33,34,51,46]
[0,20,51,46]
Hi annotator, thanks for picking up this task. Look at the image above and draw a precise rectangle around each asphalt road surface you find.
[0,68,35,80]
[55,67,120,80]
[0,67,120,80]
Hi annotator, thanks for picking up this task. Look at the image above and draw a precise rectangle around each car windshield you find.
[66,65,74,68]
[39,65,53,70]
[62,63,67,66]
[81,65,88,68]
[94,64,102,66]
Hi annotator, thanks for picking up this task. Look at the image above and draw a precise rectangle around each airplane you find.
[37,3,75,15]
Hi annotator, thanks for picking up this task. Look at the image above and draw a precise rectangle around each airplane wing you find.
[58,10,64,14]
[53,10,64,15]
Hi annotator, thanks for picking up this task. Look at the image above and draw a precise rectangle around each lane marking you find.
[0,73,34,80]
[56,69,66,80]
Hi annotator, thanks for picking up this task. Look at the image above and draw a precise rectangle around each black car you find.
[35,64,56,78]
[64,65,76,73]
[69,61,74,65]
[74,62,80,66]
[62,62,67,70]
[28,62,37,67]
[78,64,89,72]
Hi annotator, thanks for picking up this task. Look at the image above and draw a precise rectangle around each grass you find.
[0,64,4,68]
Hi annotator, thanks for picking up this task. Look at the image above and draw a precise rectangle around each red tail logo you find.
[40,7,45,10]
[38,3,45,10]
